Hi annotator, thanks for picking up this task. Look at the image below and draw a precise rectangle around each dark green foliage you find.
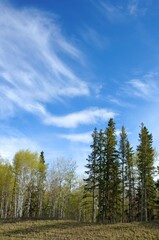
[84,128,98,223]
[37,151,47,217]
[84,119,121,223]
[103,118,120,223]
[125,140,136,222]
[40,151,45,164]
[84,120,157,224]
[137,123,155,221]
[119,126,127,222]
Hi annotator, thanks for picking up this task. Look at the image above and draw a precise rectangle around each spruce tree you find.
[119,126,127,222]
[96,129,104,223]
[38,151,47,217]
[125,140,135,222]
[103,118,120,223]
[84,128,98,223]
[137,123,155,221]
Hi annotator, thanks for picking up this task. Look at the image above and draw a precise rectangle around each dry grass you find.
[0,220,159,240]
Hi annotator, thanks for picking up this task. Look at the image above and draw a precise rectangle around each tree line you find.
[84,118,158,223]
[0,151,86,220]
[0,118,159,223]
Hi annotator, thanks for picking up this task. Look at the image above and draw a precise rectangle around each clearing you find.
[0,220,159,240]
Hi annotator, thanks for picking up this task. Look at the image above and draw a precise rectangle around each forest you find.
[0,118,159,224]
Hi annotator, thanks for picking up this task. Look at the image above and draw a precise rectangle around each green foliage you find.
[84,119,121,223]
[84,120,158,224]
[0,119,158,224]
[137,123,156,221]
[0,161,14,218]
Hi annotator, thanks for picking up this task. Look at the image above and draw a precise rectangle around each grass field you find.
[0,220,159,240]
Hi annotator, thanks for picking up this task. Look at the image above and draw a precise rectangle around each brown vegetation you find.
[0,220,159,240]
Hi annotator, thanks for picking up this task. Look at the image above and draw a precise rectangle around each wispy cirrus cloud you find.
[95,0,150,23]
[107,95,135,109]
[0,3,90,123]
[129,79,152,97]
[99,1,125,23]
[80,25,110,49]
[128,0,149,16]
[124,72,159,100]
[128,0,139,15]
[30,106,115,128]
[59,132,92,144]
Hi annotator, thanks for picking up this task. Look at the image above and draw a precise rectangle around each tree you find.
[48,158,77,220]
[137,123,155,221]
[119,126,127,222]
[96,129,105,223]
[125,140,136,222]
[37,151,47,217]
[103,118,120,223]
[12,150,39,218]
[0,160,14,218]
[84,128,98,223]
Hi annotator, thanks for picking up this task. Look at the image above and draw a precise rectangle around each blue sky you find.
[0,0,159,173]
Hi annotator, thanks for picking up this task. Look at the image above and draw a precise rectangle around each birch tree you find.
[13,150,39,218]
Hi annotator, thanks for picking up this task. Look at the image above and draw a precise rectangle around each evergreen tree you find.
[38,151,47,217]
[119,126,127,222]
[137,123,155,221]
[103,118,120,223]
[125,140,135,222]
[96,129,105,223]
[84,128,98,223]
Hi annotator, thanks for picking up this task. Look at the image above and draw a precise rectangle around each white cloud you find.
[96,0,149,23]
[127,73,159,100]
[128,1,138,15]
[120,72,159,101]
[107,94,135,109]
[42,107,116,128]
[128,0,148,16]
[129,79,150,96]
[59,132,92,144]
[0,136,40,162]
[11,101,115,128]
[107,95,123,106]
[99,1,125,23]
[0,3,89,120]
[81,26,110,49]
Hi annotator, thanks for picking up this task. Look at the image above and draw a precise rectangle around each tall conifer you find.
[137,123,155,221]
[84,128,98,223]
[103,118,120,223]
[119,126,127,222]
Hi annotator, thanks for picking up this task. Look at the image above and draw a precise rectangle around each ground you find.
[0,220,159,239]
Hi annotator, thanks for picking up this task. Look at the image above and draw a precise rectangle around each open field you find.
[0,220,159,240]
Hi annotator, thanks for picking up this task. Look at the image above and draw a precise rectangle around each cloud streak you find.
[96,0,150,23]
[80,25,110,49]
[33,106,116,128]
[126,72,159,100]
[59,132,92,144]
[0,3,90,123]
[128,0,149,16]
[99,1,125,23]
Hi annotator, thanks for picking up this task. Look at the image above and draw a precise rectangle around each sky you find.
[0,0,159,173]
